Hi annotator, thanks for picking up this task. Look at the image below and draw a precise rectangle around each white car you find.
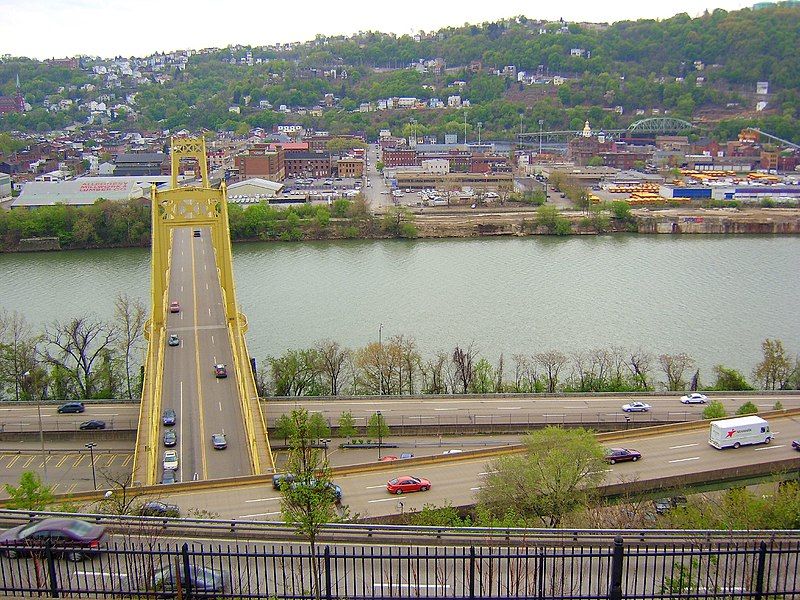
[680,393,708,404]
[622,401,652,412]
[442,449,464,455]
[163,450,179,470]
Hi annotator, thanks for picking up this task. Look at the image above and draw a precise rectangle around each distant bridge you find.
[517,117,695,148]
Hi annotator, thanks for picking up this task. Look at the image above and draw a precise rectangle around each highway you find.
[160,227,249,483]
[153,414,800,520]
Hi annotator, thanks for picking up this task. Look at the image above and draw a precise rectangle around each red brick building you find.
[233,145,285,182]
[284,151,331,178]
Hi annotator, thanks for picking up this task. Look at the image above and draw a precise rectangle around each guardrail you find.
[0,419,138,434]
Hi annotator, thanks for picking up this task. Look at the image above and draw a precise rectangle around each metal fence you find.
[0,536,797,599]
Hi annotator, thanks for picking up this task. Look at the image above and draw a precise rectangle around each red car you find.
[387,476,431,494]
[379,455,398,462]
[169,301,180,313]
[604,448,642,464]
[214,364,227,378]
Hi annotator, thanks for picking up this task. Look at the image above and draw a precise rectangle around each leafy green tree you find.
[736,401,759,416]
[367,411,389,441]
[753,338,793,390]
[712,365,753,391]
[5,471,54,510]
[478,427,606,527]
[274,413,294,444]
[610,201,633,221]
[337,411,357,439]
[702,400,727,420]
[308,411,331,441]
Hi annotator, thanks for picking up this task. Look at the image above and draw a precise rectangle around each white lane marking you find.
[181,285,184,293]
[669,456,700,463]
[208,308,211,317]
[669,443,699,449]
[206,283,209,290]
[218,402,222,412]
[365,484,386,489]
[244,497,281,503]
[409,416,435,419]
[470,487,482,491]
[542,414,566,417]
[368,497,398,503]
[755,445,786,451]
[239,512,280,519]
[478,471,499,476]
[181,266,184,272]
[211,335,215,344]
[497,407,522,410]
[433,408,457,412]
[606,413,623,416]
[204,264,207,271]
[179,381,184,482]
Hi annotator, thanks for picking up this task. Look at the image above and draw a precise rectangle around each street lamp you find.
[22,370,47,483]
[85,442,97,490]
[376,410,383,460]
[477,122,482,145]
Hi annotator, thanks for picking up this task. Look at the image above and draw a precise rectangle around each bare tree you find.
[0,310,39,401]
[753,338,793,390]
[534,350,568,393]
[627,347,653,390]
[420,351,448,394]
[43,317,118,399]
[316,340,350,396]
[452,344,477,393]
[658,353,696,391]
[511,354,538,392]
[397,335,421,395]
[113,294,147,400]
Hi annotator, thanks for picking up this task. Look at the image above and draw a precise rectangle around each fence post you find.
[324,546,332,600]
[469,546,476,600]
[181,542,192,600]
[607,536,624,600]
[754,541,768,600]
[46,540,59,599]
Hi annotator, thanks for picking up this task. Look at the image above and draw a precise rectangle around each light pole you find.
[376,410,383,460]
[23,370,48,483]
[85,442,97,490]
[538,119,544,155]
[477,122,482,145]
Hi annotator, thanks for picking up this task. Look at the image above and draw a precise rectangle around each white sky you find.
[1,0,754,60]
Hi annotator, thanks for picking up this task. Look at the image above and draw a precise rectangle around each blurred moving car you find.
[162,408,176,426]
[79,420,106,430]
[680,393,708,404]
[211,433,227,449]
[214,364,228,378]
[161,470,177,485]
[622,402,651,412]
[150,565,225,596]
[169,301,180,313]
[0,518,107,561]
[168,334,179,346]
[792,440,800,451]
[272,473,295,489]
[387,476,431,494]
[442,449,463,455]
[400,452,414,459]
[139,501,180,518]
[163,450,179,471]
[163,429,177,447]
[379,455,398,462]
[58,402,85,414]
[604,448,642,464]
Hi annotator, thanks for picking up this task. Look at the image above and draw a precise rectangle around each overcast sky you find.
[1,0,755,60]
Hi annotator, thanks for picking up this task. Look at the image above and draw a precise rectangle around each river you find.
[1,235,798,381]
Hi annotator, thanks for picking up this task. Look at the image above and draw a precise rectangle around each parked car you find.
[379,455,398,462]
[57,401,85,414]
[162,408,176,426]
[211,433,227,449]
[167,334,179,346]
[79,420,106,430]
[680,393,708,404]
[793,440,800,451]
[139,501,180,518]
[604,448,642,464]
[622,402,651,413]
[214,364,227,378]
[150,564,225,596]
[0,518,107,561]
[272,473,295,489]
[161,470,177,485]
[163,429,177,447]
[169,301,180,313]
[163,450,179,471]
[387,476,431,494]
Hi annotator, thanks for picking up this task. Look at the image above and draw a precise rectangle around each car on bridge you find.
[0,518,107,561]
[622,401,651,412]
[169,301,180,313]
[193,229,201,237]
[57,401,85,414]
[161,469,177,484]
[212,433,227,449]
[680,393,708,404]
[163,450,179,471]
[793,440,800,451]
[387,476,431,494]
[79,420,106,430]
[214,364,228,378]
[163,429,177,447]
[604,448,642,464]
[168,334,179,346]
[139,500,180,518]
[162,408,176,426]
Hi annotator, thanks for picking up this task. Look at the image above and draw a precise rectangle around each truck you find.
[708,415,772,449]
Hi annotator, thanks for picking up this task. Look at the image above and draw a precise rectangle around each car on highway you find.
[680,393,708,404]
[163,429,177,447]
[272,473,295,489]
[442,449,463,455]
[193,229,201,237]
[169,301,180,313]
[139,500,180,518]
[163,450,179,471]
[214,363,228,378]
[622,401,651,412]
[379,455,398,462]
[162,408,176,426]
[604,448,642,464]
[167,334,180,346]
[0,518,107,561]
[288,479,343,502]
[150,564,225,596]
[400,452,414,459]
[792,439,800,451]
[57,401,85,414]
[211,433,227,449]
[161,469,177,484]
[387,476,431,494]
[79,420,106,430]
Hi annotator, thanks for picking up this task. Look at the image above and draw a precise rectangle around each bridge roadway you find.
[161,227,249,482]
[149,414,800,520]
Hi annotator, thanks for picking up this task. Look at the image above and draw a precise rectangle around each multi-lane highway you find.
[160,227,249,483]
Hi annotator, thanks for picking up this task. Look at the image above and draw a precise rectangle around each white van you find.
[708,416,772,449]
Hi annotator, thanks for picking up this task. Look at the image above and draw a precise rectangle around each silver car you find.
[622,402,651,412]
[680,393,708,404]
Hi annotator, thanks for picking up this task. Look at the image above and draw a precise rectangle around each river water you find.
[1,235,798,380]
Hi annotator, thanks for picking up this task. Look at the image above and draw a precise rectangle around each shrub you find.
[702,400,727,419]
[736,401,758,415]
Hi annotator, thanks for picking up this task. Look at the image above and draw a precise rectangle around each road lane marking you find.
[22,456,35,468]
[211,335,214,344]
[497,407,522,410]
[122,455,134,467]
[368,497,399,503]
[239,512,280,519]
[365,484,386,489]
[433,408,457,412]
[669,443,699,449]
[191,244,209,480]
[73,455,85,467]
[470,487,482,491]
[7,455,20,468]
[668,457,700,463]
[208,308,211,317]
[542,414,566,417]
[478,471,498,476]
[179,380,184,483]
[218,402,222,412]
[244,497,281,503]
[755,445,786,451]
[181,285,184,293]
[56,455,69,467]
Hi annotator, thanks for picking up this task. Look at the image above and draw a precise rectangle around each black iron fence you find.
[0,536,797,599]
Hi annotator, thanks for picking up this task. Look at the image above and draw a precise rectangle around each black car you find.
[163,429,177,447]
[150,564,224,596]
[653,495,688,515]
[57,402,85,414]
[792,440,800,451]
[161,470,177,485]
[162,408,176,426]
[79,420,105,430]
[139,501,180,518]
[0,518,107,561]
[604,448,642,464]
[211,433,227,449]
[193,229,201,237]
